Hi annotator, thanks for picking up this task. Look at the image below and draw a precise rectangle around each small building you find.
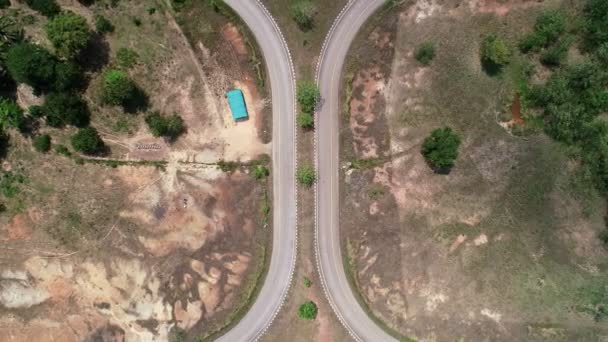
[227,89,249,121]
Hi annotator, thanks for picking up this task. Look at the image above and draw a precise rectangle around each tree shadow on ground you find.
[122,86,149,114]
[77,33,110,73]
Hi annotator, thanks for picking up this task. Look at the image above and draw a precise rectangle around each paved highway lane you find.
[218,1,297,341]
[315,1,397,341]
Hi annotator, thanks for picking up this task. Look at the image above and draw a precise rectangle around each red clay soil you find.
[511,94,523,124]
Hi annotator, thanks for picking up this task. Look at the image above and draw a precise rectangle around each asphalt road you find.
[315,1,397,341]
[218,1,297,341]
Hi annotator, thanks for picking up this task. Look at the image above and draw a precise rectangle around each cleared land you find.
[341,0,608,340]
[0,0,270,340]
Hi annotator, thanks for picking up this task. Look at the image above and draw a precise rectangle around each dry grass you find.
[340,0,608,341]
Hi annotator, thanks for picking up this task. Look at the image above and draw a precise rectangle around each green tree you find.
[101,69,137,106]
[94,15,114,34]
[414,42,436,65]
[25,0,60,17]
[421,127,461,174]
[53,61,83,91]
[6,43,56,92]
[33,134,51,152]
[116,47,138,69]
[298,301,318,320]
[297,81,320,115]
[46,12,92,59]
[0,97,24,130]
[297,164,316,187]
[71,127,105,155]
[480,35,511,73]
[291,1,317,31]
[0,0,9,9]
[297,112,314,129]
[43,92,90,127]
[144,111,185,140]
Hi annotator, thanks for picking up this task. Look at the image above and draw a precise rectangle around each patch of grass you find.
[367,184,385,200]
[0,171,26,198]
[350,157,383,170]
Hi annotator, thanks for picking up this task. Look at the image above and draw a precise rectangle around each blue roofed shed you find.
[227,89,249,121]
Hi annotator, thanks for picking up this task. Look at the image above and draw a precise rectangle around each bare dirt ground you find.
[341,1,608,341]
[0,1,270,341]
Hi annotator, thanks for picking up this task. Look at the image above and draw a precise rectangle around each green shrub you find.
[147,6,156,14]
[421,127,461,174]
[297,112,314,129]
[0,171,25,198]
[297,81,320,115]
[101,69,137,106]
[144,111,185,140]
[132,17,141,27]
[54,144,71,156]
[0,0,10,9]
[0,97,24,131]
[94,15,114,34]
[28,105,44,118]
[298,301,318,320]
[43,92,90,127]
[296,165,316,187]
[45,12,92,59]
[303,277,312,288]
[600,230,608,245]
[481,35,511,73]
[252,165,269,180]
[540,36,573,67]
[25,0,60,17]
[414,42,436,65]
[71,127,105,155]
[522,10,567,53]
[116,47,138,69]
[33,134,51,152]
[0,16,24,54]
[217,160,238,173]
[291,1,317,31]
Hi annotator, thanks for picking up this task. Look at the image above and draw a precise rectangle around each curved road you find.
[219,1,297,341]
[315,1,397,341]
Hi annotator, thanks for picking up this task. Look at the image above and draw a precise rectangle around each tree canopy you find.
[145,111,185,140]
[291,1,317,31]
[421,127,461,174]
[71,127,105,155]
[6,43,56,92]
[45,12,92,59]
[480,35,511,73]
[101,69,137,106]
[43,92,90,128]
[298,301,318,320]
[25,0,60,17]
[297,81,320,115]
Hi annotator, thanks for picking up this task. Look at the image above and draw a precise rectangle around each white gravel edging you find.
[313,1,364,342]
[250,0,298,340]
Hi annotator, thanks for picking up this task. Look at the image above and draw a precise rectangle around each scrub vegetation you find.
[340,0,608,340]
